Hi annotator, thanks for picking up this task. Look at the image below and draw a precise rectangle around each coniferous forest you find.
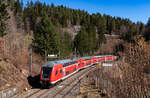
[1,0,150,57]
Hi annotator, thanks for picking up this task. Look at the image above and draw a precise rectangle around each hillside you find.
[0,0,150,96]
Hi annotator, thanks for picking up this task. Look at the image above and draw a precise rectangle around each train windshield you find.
[42,67,53,79]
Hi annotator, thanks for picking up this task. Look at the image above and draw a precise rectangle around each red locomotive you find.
[40,55,117,87]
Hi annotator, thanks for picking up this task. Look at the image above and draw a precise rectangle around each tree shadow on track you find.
[27,74,42,89]
[27,75,55,89]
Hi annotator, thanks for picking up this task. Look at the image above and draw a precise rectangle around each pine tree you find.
[138,22,145,34]
[144,18,150,41]
[33,16,60,56]
[74,26,89,56]
[14,0,22,14]
[0,1,10,37]
[147,17,150,26]
[60,32,72,57]
[110,18,116,34]
[97,16,106,34]
[98,32,106,45]
[123,24,138,42]
[87,24,97,54]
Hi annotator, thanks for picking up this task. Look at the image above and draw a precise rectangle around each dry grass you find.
[96,38,123,55]
[0,33,32,68]
[11,48,29,68]
[0,33,43,91]
[73,85,101,98]
[87,36,150,98]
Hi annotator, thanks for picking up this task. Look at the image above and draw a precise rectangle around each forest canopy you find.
[1,0,150,57]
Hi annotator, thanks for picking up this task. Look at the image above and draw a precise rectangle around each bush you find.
[116,36,150,97]
[12,49,29,68]
[88,36,150,97]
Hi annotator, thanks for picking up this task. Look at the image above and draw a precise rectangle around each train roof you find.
[73,56,91,60]
[96,55,113,57]
[93,56,103,58]
[43,59,72,67]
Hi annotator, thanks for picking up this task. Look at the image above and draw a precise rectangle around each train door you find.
[63,68,65,77]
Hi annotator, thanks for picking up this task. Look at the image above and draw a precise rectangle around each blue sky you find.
[23,0,150,24]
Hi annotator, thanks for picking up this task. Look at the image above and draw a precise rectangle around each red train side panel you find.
[40,55,117,87]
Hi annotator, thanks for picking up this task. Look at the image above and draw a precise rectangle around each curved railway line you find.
[21,65,98,98]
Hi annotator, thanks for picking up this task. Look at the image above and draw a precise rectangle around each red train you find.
[40,55,117,87]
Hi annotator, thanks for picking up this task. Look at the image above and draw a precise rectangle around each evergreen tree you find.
[137,22,145,35]
[123,24,138,42]
[33,16,60,56]
[97,16,107,34]
[144,28,150,41]
[110,18,116,34]
[105,15,112,34]
[86,24,97,54]
[14,0,22,14]
[144,18,150,41]
[10,0,145,52]
[74,24,97,56]
[94,15,107,48]
[147,17,150,26]
[98,32,106,45]
[60,32,72,57]
[0,1,10,37]
[74,26,89,56]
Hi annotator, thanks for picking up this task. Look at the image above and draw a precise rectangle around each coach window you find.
[55,70,58,76]
[74,67,76,71]
[60,69,62,73]
[66,71,70,75]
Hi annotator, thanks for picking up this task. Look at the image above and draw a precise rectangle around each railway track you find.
[26,89,41,98]
[50,66,97,98]
[21,65,98,98]
[39,66,97,98]
[61,79,80,98]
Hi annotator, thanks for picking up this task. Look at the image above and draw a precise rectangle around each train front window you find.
[42,67,52,79]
